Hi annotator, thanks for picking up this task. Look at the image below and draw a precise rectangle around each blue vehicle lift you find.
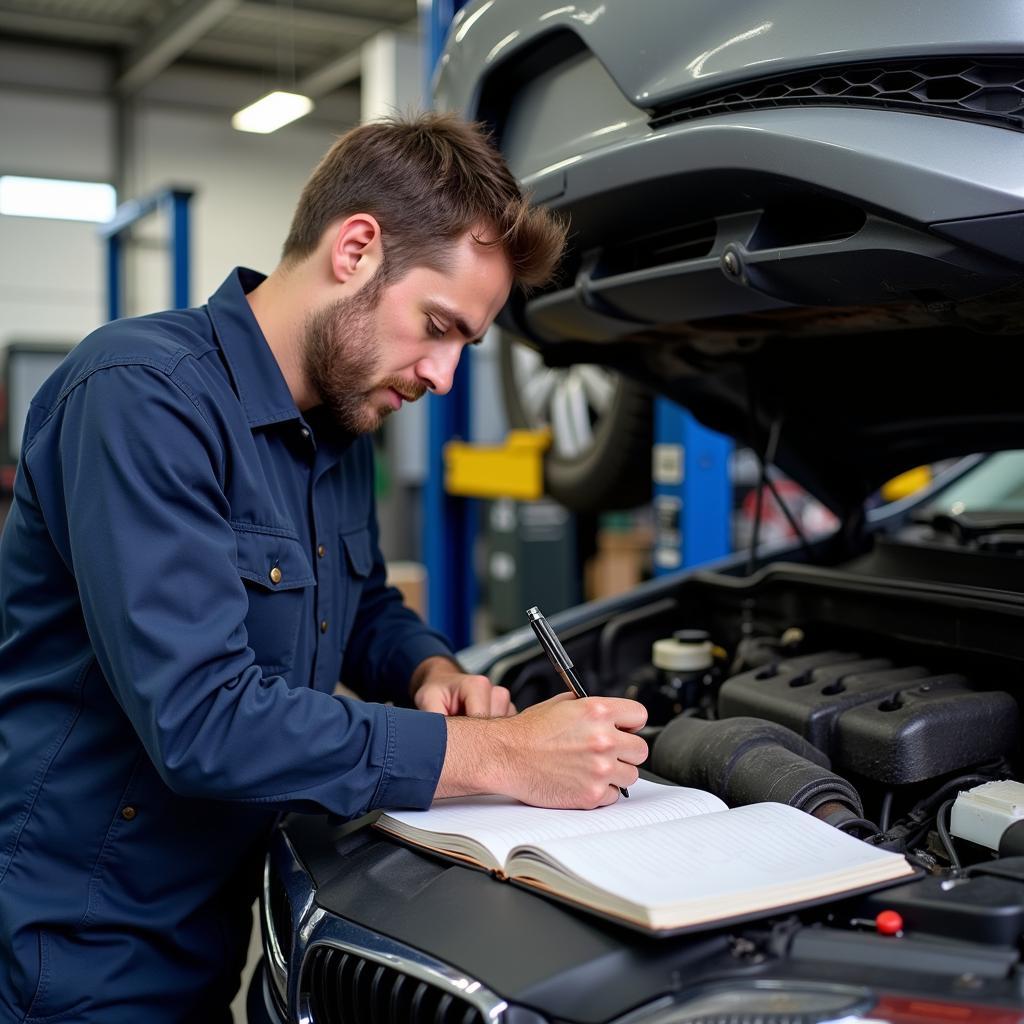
[652,400,733,574]
[423,0,476,650]
[99,187,193,321]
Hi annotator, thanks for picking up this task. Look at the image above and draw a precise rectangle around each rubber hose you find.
[651,715,864,819]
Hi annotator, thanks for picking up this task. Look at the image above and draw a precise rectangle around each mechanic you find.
[0,112,649,1023]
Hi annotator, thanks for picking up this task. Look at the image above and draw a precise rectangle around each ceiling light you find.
[231,91,314,134]
[0,176,116,223]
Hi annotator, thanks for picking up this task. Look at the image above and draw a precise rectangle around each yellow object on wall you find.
[444,429,551,500]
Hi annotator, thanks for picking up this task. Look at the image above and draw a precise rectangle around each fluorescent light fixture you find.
[232,91,314,134]
[0,175,116,223]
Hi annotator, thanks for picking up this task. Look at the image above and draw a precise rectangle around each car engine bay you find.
[502,552,1023,881]
[266,539,1024,1023]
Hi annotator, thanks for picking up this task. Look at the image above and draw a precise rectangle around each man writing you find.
[0,112,647,1022]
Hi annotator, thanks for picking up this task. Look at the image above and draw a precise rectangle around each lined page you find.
[381,780,726,866]
[509,802,912,911]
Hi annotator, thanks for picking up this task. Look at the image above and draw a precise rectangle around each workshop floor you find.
[231,903,261,1022]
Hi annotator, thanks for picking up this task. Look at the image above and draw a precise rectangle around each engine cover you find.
[718,651,1017,783]
[834,676,1018,784]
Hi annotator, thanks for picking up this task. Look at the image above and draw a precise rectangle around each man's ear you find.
[328,214,382,285]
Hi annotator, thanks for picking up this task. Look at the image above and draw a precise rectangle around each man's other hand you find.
[410,656,516,717]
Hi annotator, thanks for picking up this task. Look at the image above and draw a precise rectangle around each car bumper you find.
[246,959,285,1024]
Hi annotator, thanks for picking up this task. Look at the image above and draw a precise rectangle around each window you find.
[0,175,116,223]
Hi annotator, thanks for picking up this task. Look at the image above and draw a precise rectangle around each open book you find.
[377,779,915,933]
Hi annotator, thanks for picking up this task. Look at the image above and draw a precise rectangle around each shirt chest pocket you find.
[338,526,373,650]
[233,526,316,677]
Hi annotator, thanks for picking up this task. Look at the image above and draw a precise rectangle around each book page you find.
[508,802,913,915]
[380,779,726,867]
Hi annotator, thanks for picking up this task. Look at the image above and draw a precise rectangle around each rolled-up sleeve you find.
[26,360,445,817]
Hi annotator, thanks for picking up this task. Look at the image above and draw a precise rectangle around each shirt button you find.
[317,544,326,558]
[269,566,283,585]
[320,619,328,634]
[300,427,311,440]
[121,806,136,821]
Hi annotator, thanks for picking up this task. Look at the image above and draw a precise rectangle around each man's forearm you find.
[434,695,649,810]
[433,715,508,798]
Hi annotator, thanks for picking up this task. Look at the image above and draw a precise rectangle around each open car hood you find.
[501,323,1024,520]
[438,0,1024,519]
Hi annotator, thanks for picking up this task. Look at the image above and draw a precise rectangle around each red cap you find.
[875,909,903,936]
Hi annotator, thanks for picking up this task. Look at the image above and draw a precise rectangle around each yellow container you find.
[443,429,551,500]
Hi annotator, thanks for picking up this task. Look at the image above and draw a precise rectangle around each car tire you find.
[499,331,653,512]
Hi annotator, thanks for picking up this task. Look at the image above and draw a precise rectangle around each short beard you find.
[301,272,391,435]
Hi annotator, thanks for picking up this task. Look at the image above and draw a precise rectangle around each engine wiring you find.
[878,790,894,833]
[863,769,1007,873]
[936,797,963,874]
[895,771,1001,852]
[836,816,882,837]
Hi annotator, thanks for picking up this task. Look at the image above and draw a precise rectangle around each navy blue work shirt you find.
[0,268,453,1023]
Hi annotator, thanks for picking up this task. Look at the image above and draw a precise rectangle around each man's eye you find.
[426,318,445,339]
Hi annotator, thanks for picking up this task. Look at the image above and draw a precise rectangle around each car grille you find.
[649,58,1024,134]
[303,945,487,1024]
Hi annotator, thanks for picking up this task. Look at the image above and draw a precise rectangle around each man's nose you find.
[416,340,464,396]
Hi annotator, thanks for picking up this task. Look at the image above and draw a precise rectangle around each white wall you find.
[0,88,113,343]
[128,105,341,315]
[0,40,360,350]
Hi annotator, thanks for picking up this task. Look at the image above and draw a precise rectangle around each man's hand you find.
[410,656,515,718]
[437,692,648,809]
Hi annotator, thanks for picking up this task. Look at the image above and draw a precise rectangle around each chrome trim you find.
[258,956,288,1024]
[264,824,509,1022]
[260,854,288,1006]
[263,827,319,1018]
[296,909,510,1024]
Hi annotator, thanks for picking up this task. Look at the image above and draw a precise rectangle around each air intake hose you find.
[651,716,864,823]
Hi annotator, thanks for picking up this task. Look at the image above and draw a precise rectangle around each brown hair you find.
[282,111,566,291]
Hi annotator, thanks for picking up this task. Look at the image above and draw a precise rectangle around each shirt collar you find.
[206,267,302,429]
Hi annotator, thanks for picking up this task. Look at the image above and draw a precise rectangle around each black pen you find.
[526,606,630,798]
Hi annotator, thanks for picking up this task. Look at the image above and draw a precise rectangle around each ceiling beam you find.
[186,36,322,68]
[296,19,418,97]
[116,0,241,95]
[235,1,403,39]
[297,48,363,97]
[0,11,137,46]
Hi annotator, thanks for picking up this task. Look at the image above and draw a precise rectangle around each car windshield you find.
[921,452,1024,518]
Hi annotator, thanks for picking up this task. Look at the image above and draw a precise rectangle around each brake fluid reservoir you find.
[649,629,714,723]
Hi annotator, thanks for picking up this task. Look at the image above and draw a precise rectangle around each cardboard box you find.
[584,527,653,601]
[386,560,427,619]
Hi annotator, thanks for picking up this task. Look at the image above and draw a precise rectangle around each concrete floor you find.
[231,903,262,1023]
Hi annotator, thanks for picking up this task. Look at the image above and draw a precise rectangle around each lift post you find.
[99,187,193,321]
[423,0,475,649]
[652,398,733,573]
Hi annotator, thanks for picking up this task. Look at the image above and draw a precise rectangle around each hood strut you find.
[745,375,813,573]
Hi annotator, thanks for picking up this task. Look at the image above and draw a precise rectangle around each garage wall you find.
[0,87,113,344]
[0,41,357,352]
[127,104,341,316]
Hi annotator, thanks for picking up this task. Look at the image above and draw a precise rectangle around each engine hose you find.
[650,715,864,822]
